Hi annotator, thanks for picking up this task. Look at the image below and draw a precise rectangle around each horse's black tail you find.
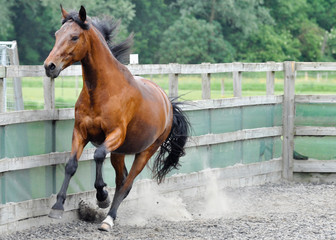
[153,101,190,183]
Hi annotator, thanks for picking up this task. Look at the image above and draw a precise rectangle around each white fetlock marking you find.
[102,215,114,228]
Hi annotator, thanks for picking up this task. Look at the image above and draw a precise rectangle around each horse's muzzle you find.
[44,62,61,78]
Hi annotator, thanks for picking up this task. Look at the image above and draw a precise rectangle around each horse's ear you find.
[60,4,69,19]
[79,5,86,22]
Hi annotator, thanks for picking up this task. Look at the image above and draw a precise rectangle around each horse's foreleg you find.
[99,144,160,231]
[49,130,86,219]
[94,148,110,208]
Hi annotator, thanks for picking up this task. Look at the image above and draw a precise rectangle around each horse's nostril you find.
[49,63,56,71]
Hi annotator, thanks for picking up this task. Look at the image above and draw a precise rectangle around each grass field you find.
[6,71,336,110]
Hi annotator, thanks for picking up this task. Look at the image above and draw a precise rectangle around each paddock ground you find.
[2,181,336,240]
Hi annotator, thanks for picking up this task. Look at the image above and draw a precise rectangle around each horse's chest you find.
[78,116,105,145]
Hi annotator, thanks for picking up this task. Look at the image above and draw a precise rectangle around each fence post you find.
[9,41,24,110]
[282,61,296,180]
[0,77,4,113]
[0,66,6,113]
[221,79,225,96]
[43,76,55,110]
[266,61,275,95]
[169,63,179,99]
[232,62,242,97]
[201,63,211,99]
[0,47,6,112]
[233,72,242,98]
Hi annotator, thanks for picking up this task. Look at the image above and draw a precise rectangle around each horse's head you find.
[44,5,89,78]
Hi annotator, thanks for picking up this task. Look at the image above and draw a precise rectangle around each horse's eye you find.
[71,36,79,41]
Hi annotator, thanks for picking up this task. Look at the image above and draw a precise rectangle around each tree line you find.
[1,0,336,65]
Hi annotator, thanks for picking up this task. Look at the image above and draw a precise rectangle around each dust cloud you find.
[199,170,230,219]
[117,180,192,226]
[79,170,233,226]
[118,170,232,225]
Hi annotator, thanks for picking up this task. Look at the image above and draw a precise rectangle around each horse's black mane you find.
[62,11,133,64]
[92,18,133,65]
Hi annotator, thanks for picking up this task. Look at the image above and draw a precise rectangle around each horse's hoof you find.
[48,209,64,219]
[98,216,113,232]
[97,195,111,209]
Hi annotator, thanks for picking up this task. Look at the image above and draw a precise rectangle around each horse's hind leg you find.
[94,148,110,208]
[110,153,128,192]
[99,143,161,231]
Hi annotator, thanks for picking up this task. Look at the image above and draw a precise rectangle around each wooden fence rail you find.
[1,61,336,108]
[0,62,287,109]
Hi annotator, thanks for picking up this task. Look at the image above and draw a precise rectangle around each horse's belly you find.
[113,143,146,154]
[113,125,159,154]
[113,94,172,154]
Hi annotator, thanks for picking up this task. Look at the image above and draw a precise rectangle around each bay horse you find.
[44,5,190,231]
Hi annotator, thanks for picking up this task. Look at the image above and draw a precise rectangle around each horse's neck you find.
[80,29,129,92]
[81,57,113,91]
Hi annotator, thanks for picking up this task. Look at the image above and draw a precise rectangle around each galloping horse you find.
[44,5,190,231]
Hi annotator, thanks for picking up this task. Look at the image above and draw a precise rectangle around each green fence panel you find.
[70,160,96,194]
[296,103,336,127]
[55,120,74,152]
[242,105,282,129]
[55,119,100,153]
[294,136,336,160]
[0,166,55,204]
[186,110,210,136]
[210,141,242,168]
[273,104,283,126]
[54,160,96,195]
[209,137,282,168]
[0,171,5,204]
[242,137,281,164]
[243,139,263,164]
[210,107,241,134]
[0,126,4,158]
[30,166,49,199]
[210,104,282,134]
[2,168,31,203]
[4,121,52,158]
[273,137,282,159]
[44,166,55,197]
[178,146,210,173]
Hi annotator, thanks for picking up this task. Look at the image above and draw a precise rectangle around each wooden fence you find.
[2,61,336,176]
[1,61,336,232]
